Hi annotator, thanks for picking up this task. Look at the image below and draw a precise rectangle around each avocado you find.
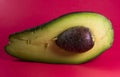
[5,12,114,64]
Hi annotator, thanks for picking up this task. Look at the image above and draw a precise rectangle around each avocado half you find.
[5,12,114,64]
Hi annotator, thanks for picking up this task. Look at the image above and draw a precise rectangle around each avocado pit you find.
[55,26,94,52]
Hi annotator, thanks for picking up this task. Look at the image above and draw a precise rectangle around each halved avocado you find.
[5,12,114,64]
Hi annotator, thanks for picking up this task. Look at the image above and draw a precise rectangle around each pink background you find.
[0,0,120,77]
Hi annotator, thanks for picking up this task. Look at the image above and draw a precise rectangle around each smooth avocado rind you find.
[5,12,114,64]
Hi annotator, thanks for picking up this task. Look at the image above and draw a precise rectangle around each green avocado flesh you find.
[5,12,114,64]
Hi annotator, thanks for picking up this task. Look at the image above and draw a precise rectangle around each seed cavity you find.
[55,26,94,52]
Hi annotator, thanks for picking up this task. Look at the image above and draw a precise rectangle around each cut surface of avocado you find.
[5,12,114,64]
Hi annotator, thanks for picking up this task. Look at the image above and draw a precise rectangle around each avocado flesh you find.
[5,12,114,64]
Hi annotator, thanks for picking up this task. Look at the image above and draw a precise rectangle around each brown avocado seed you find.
[55,26,94,52]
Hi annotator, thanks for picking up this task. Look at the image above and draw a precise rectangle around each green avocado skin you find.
[5,12,114,64]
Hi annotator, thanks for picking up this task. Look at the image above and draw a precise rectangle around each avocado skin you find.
[5,12,114,64]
